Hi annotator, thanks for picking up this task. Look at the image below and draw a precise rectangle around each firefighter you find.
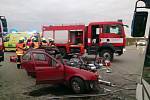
[26,38,32,49]
[39,37,48,49]
[41,38,48,46]
[31,37,39,49]
[46,38,60,56]
[16,37,26,69]
[48,38,55,46]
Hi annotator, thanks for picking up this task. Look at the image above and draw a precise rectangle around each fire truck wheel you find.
[99,49,114,61]
[59,48,67,58]
[71,77,85,93]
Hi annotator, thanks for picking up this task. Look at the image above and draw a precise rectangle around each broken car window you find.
[33,53,46,61]
[22,52,31,60]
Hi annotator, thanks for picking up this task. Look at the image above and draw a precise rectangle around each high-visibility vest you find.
[16,43,25,55]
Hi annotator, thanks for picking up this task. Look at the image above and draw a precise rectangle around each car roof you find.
[27,49,45,53]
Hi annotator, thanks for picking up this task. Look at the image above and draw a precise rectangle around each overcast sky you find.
[0,0,137,35]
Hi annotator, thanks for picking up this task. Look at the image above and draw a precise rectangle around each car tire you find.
[71,77,85,94]
[99,49,114,61]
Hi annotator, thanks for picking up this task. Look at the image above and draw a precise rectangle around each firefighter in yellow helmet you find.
[16,37,26,69]
[31,37,39,49]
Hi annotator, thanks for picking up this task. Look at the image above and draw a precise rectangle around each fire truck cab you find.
[86,21,126,61]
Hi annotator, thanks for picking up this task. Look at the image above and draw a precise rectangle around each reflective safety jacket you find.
[33,42,39,49]
[16,43,25,55]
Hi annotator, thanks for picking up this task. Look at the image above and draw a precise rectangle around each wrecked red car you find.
[20,49,100,93]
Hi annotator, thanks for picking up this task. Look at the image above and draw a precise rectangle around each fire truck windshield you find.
[103,25,121,35]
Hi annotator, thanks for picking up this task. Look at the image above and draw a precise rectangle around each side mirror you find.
[10,56,17,63]
[131,11,148,37]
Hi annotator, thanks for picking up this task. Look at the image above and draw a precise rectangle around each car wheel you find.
[99,49,114,61]
[71,77,85,93]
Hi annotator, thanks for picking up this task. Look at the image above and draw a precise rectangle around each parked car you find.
[136,40,147,46]
[20,49,100,93]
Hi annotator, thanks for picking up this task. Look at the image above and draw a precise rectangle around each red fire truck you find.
[0,16,8,61]
[42,21,126,61]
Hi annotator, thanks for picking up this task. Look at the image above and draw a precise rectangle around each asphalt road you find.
[0,45,146,100]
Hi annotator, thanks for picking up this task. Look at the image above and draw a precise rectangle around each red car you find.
[21,49,100,93]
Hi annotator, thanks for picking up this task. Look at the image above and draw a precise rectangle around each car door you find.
[33,53,49,68]
[35,53,64,84]
[21,52,34,73]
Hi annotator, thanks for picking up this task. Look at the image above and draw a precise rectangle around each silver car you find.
[136,40,147,46]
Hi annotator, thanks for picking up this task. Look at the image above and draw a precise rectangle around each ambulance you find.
[4,32,31,51]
